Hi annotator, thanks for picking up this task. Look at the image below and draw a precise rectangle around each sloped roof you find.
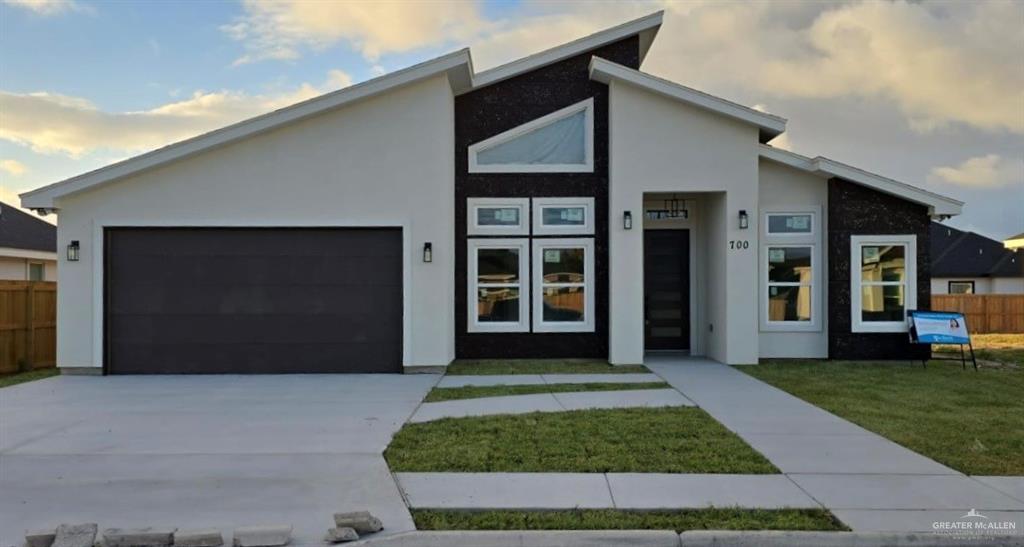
[931,222,1023,278]
[22,12,663,209]
[760,145,962,217]
[0,202,57,253]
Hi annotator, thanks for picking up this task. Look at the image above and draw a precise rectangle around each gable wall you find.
[453,37,640,358]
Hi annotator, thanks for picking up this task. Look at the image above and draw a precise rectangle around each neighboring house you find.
[21,13,964,375]
[1005,232,1024,251]
[0,201,57,282]
[931,222,1024,295]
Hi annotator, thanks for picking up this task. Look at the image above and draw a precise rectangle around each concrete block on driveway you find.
[25,529,56,547]
[53,524,97,547]
[231,525,291,547]
[324,527,358,543]
[332,512,382,534]
[103,528,176,547]
[173,529,223,547]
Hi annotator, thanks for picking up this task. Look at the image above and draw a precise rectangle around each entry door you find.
[644,229,690,351]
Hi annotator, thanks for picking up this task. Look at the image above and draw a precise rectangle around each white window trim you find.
[468,98,594,173]
[468,238,530,333]
[532,238,595,333]
[760,244,820,332]
[850,234,917,333]
[467,197,530,236]
[760,208,820,332]
[532,197,595,236]
[27,261,46,282]
[763,211,817,238]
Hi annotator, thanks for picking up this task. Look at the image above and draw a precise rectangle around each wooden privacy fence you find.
[930,294,1024,334]
[0,281,57,374]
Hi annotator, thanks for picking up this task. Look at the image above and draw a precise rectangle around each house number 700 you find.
[729,240,749,250]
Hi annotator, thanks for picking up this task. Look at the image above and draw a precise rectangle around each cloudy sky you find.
[1,0,1021,238]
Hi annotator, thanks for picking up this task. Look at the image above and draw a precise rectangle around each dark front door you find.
[105,228,402,374]
[644,229,690,351]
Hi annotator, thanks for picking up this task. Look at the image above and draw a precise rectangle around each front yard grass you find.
[935,333,1024,367]
[0,368,59,388]
[424,382,670,402]
[385,407,778,473]
[412,508,847,532]
[445,359,648,375]
[743,359,1024,475]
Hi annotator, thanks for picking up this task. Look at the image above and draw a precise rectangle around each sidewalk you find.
[645,356,1024,532]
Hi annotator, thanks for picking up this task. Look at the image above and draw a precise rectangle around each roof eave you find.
[590,57,787,142]
[21,48,474,209]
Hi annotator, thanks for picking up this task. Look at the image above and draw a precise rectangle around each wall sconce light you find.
[738,210,749,230]
[67,240,80,262]
[623,211,633,230]
[423,242,433,263]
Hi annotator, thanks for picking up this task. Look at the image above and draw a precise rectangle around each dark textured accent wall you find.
[454,36,640,359]
[828,178,931,360]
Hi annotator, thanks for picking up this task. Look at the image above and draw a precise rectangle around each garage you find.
[104,228,403,374]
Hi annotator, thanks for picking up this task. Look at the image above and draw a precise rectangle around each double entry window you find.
[761,210,820,331]
[468,197,595,333]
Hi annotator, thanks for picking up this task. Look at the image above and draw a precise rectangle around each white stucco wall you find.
[992,278,1024,294]
[757,159,829,359]
[932,277,1024,295]
[608,79,760,365]
[53,75,456,370]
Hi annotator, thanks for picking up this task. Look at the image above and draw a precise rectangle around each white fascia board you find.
[469,11,664,92]
[590,57,787,142]
[21,49,474,209]
[758,145,964,217]
[0,247,58,261]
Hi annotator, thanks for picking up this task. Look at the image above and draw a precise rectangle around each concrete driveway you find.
[0,374,438,545]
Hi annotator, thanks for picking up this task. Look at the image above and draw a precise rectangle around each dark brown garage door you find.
[105,228,402,374]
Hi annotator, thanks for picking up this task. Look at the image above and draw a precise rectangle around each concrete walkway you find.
[396,472,820,510]
[409,388,693,423]
[645,356,1024,532]
[437,373,663,387]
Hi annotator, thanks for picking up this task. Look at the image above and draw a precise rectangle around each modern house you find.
[20,13,964,375]
[931,222,1024,295]
[0,202,57,282]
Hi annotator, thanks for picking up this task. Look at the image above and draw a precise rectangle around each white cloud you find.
[929,154,1024,188]
[0,159,27,176]
[222,0,491,64]
[3,0,87,15]
[0,69,353,157]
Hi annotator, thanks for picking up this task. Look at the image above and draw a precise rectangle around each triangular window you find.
[468,98,594,173]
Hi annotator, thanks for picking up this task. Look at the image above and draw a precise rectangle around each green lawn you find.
[424,382,670,402]
[0,368,59,388]
[445,359,648,375]
[935,333,1024,367]
[385,407,778,473]
[743,360,1024,475]
[412,508,847,532]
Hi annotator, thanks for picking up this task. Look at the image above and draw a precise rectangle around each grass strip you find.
[424,382,670,402]
[412,508,847,532]
[0,368,59,388]
[386,407,778,474]
[446,359,648,375]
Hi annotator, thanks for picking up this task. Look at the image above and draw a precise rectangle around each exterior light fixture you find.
[423,242,433,263]
[623,211,633,230]
[67,240,80,261]
[738,210,749,230]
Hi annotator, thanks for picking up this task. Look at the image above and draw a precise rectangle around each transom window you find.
[533,238,595,332]
[468,98,594,173]
[532,197,594,235]
[467,198,529,235]
[467,239,529,332]
[766,213,814,235]
[851,235,917,332]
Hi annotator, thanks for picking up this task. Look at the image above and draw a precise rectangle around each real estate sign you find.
[909,310,970,345]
